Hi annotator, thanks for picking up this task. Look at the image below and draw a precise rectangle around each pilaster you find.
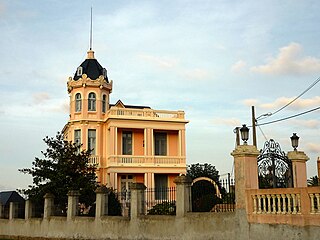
[288,150,309,188]
[231,145,260,210]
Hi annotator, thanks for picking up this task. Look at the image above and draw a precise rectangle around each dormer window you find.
[103,68,107,79]
[75,93,82,112]
[77,66,83,77]
[88,92,96,111]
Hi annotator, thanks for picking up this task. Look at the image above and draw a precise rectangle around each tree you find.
[187,163,222,212]
[19,132,98,213]
[187,163,220,182]
[308,176,319,186]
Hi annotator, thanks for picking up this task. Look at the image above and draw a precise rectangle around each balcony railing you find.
[108,155,186,166]
[107,107,185,120]
[89,155,100,166]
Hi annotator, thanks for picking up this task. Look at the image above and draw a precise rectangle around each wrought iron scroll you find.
[257,139,293,188]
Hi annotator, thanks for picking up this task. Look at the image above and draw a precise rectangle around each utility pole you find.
[252,106,257,147]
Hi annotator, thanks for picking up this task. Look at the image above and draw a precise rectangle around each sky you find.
[1,0,320,191]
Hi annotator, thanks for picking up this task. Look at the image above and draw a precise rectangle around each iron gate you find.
[257,139,293,188]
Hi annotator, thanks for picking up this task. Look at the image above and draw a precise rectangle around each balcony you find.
[107,107,186,121]
[89,155,100,167]
[108,155,186,167]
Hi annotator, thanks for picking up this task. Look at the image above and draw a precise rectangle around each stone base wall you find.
[1,212,320,240]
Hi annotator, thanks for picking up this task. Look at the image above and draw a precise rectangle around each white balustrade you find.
[309,193,320,214]
[108,107,185,120]
[252,192,301,215]
[108,156,185,166]
[89,155,100,166]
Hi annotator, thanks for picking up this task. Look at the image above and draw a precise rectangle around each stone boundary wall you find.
[1,212,320,240]
[0,213,238,240]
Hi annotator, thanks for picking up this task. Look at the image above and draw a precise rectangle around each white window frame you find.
[75,93,82,112]
[88,92,96,111]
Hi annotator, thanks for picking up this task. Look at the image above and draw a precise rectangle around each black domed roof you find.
[73,50,108,82]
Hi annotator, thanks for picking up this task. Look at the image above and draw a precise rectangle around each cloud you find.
[32,92,50,105]
[291,119,320,129]
[138,54,178,69]
[183,68,209,80]
[305,143,320,154]
[251,42,320,75]
[212,117,241,127]
[243,96,320,111]
[231,60,247,73]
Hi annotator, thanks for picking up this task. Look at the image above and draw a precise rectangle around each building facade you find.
[63,49,188,192]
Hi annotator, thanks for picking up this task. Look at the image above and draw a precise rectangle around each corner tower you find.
[67,49,112,121]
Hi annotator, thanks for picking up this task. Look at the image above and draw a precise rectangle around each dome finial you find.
[90,6,93,51]
[86,7,95,59]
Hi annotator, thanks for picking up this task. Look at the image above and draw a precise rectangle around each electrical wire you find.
[258,125,268,141]
[257,106,320,126]
[256,76,320,120]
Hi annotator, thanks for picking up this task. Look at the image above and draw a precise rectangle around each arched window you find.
[102,94,107,113]
[88,92,96,111]
[75,93,82,112]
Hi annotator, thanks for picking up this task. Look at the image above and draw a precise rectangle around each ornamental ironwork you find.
[257,139,293,188]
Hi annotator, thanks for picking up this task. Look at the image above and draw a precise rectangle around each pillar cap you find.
[67,190,80,196]
[95,186,109,194]
[174,174,192,184]
[231,145,260,157]
[287,150,309,162]
[43,193,54,199]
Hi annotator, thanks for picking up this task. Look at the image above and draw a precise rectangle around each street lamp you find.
[290,133,299,151]
[240,124,249,144]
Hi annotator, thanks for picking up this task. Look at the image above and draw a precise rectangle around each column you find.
[174,175,192,217]
[43,193,54,219]
[109,126,115,155]
[114,127,118,155]
[25,200,33,219]
[67,190,80,220]
[130,183,146,219]
[288,150,309,188]
[9,202,17,220]
[180,129,186,157]
[178,130,182,156]
[95,186,109,218]
[231,144,260,210]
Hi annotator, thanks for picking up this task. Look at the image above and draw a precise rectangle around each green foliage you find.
[187,163,220,182]
[87,188,122,216]
[308,175,319,186]
[187,163,224,212]
[19,132,98,212]
[147,201,176,215]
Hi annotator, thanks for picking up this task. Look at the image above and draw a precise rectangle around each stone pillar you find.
[288,150,309,188]
[43,193,54,219]
[25,200,33,219]
[231,145,260,210]
[174,175,192,217]
[67,190,80,220]
[130,183,146,219]
[95,186,109,218]
[9,202,18,220]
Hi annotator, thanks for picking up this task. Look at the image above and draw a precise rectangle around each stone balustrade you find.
[108,107,185,120]
[108,155,186,166]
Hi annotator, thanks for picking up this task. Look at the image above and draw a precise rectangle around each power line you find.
[257,106,320,126]
[256,76,320,120]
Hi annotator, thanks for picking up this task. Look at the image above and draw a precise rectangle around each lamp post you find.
[290,133,299,151]
[240,124,249,145]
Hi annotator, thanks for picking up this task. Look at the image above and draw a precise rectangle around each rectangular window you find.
[74,129,81,153]
[88,129,96,155]
[122,131,132,155]
[155,174,168,200]
[154,132,167,156]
